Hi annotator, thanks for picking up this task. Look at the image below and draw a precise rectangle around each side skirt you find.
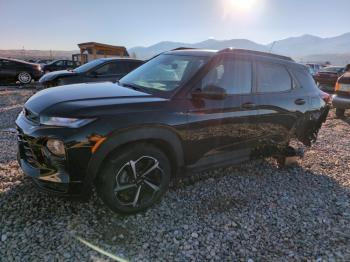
[185,148,251,174]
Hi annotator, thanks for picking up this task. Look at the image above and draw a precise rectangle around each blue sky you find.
[0,0,349,50]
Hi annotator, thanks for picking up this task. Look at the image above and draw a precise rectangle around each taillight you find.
[335,82,340,91]
[335,82,350,93]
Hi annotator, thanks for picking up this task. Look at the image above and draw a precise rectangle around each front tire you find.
[97,144,171,214]
[336,108,345,118]
[17,72,32,84]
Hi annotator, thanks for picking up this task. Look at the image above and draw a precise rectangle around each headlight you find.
[47,139,65,156]
[40,116,95,128]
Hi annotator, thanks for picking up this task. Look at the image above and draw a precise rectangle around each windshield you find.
[119,54,210,93]
[320,67,344,73]
[73,59,106,73]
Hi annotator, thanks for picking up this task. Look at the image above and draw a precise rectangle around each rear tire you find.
[17,72,32,84]
[96,144,171,214]
[336,108,345,118]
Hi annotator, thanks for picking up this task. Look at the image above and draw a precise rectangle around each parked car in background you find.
[16,48,330,213]
[306,63,322,76]
[36,59,53,66]
[314,66,345,92]
[42,59,79,73]
[332,64,350,117]
[0,57,43,84]
[39,58,144,88]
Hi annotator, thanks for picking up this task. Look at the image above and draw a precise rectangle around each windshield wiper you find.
[120,82,146,92]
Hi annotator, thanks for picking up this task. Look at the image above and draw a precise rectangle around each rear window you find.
[257,63,292,93]
[292,68,317,89]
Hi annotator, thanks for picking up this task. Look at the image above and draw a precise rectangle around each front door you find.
[183,55,260,165]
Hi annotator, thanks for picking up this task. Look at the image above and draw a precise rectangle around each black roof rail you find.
[171,47,197,51]
[218,47,294,62]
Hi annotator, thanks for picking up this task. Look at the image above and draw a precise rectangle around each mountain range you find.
[129,33,350,65]
[1,33,350,65]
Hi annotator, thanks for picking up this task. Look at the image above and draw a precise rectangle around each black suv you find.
[0,57,43,84]
[16,48,330,213]
[42,59,79,73]
[39,58,143,88]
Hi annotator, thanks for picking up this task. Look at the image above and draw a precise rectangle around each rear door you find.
[253,60,309,144]
[184,54,260,164]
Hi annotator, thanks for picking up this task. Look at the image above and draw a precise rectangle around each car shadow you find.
[1,157,349,260]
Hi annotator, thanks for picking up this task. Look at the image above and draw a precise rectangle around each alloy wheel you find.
[113,156,164,208]
[18,72,32,84]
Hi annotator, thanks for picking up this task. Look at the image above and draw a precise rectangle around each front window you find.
[200,58,252,95]
[119,54,209,93]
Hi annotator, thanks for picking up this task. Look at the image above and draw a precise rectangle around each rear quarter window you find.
[292,68,317,89]
[257,62,292,93]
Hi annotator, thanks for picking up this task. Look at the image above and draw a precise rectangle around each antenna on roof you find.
[269,41,277,53]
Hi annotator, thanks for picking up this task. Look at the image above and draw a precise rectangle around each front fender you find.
[83,126,185,189]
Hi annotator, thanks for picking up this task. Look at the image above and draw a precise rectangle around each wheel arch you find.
[84,126,185,188]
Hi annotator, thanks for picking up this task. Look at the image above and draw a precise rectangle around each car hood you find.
[25,82,166,116]
[39,70,77,82]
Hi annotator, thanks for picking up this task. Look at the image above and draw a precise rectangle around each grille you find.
[24,108,39,124]
[17,132,41,167]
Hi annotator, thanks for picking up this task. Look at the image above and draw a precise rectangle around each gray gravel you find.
[1,88,350,261]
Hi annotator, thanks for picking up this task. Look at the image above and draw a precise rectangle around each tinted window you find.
[293,68,317,89]
[55,60,65,66]
[126,61,142,71]
[73,59,106,73]
[201,58,252,94]
[0,60,15,68]
[94,62,124,75]
[66,61,74,66]
[257,63,292,93]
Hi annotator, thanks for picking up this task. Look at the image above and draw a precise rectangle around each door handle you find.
[241,102,256,109]
[294,98,306,105]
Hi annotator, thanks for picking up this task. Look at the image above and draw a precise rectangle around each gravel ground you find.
[0,88,349,261]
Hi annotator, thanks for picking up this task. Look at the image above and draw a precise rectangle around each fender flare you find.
[83,126,185,188]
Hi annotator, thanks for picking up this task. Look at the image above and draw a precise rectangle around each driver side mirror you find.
[192,85,227,100]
